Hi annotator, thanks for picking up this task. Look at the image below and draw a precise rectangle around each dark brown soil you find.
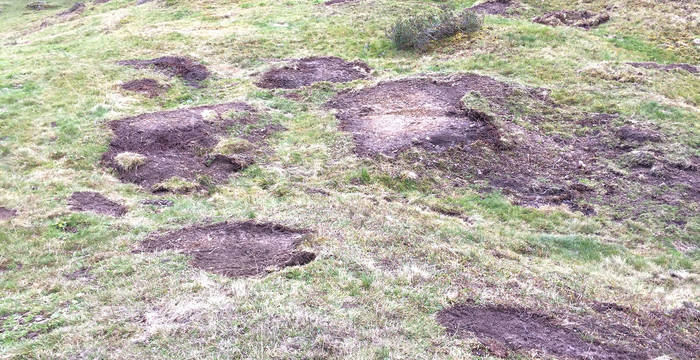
[120,78,169,98]
[58,2,85,16]
[139,221,315,277]
[469,0,514,16]
[102,102,278,192]
[118,56,210,87]
[438,303,699,359]
[257,57,371,89]
[0,207,17,220]
[627,62,698,74]
[533,10,610,29]
[327,74,699,218]
[68,192,127,217]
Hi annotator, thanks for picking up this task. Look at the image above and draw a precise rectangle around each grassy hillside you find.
[0,0,698,358]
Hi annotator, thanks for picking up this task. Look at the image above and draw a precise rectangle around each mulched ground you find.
[68,191,127,217]
[438,303,699,359]
[118,56,210,87]
[327,73,699,218]
[469,0,514,16]
[120,78,169,98]
[102,102,279,192]
[627,62,698,74]
[0,207,17,220]
[138,221,315,278]
[533,10,610,29]
[256,57,371,89]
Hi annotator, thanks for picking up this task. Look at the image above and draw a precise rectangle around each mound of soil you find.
[438,305,634,359]
[533,10,610,29]
[627,62,698,74]
[469,0,514,16]
[118,56,210,87]
[139,221,315,277]
[120,78,169,98]
[102,102,277,192]
[257,57,371,89]
[0,207,17,220]
[68,192,127,217]
[327,74,699,217]
[58,2,85,16]
[438,303,698,359]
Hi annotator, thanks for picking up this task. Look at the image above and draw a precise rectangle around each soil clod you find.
[469,0,514,16]
[533,10,610,29]
[68,192,127,217]
[0,207,17,220]
[120,78,169,98]
[118,56,210,87]
[139,221,315,278]
[102,102,277,192]
[616,125,662,143]
[627,62,698,74]
[257,57,371,89]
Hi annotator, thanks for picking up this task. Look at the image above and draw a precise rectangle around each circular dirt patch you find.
[0,207,17,220]
[256,56,371,89]
[102,102,277,192]
[68,192,127,217]
[118,56,210,87]
[469,0,514,16]
[627,62,698,74]
[533,10,610,29]
[120,78,169,98]
[139,221,316,278]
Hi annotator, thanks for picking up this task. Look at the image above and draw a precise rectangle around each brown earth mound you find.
[438,303,699,359]
[533,10,610,29]
[257,57,371,89]
[628,62,698,74]
[120,78,169,98]
[0,207,17,220]
[102,102,278,192]
[118,56,210,87]
[68,192,127,217]
[58,2,85,16]
[469,0,513,16]
[327,74,699,217]
[139,221,315,277]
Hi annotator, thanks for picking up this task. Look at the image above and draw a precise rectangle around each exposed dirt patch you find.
[533,10,610,29]
[469,0,514,16]
[58,2,85,16]
[27,1,55,11]
[0,207,17,220]
[102,102,279,192]
[627,62,698,74]
[118,56,210,87]
[438,303,699,359]
[63,267,93,280]
[120,78,169,98]
[324,0,358,5]
[257,57,371,89]
[327,74,699,218]
[139,221,316,277]
[68,192,127,217]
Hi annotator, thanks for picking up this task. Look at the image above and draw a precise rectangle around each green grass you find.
[0,0,698,358]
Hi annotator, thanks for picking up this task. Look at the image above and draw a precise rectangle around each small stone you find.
[401,170,418,180]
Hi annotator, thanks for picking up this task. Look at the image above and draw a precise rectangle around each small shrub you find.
[114,152,147,171]
[388,7,483,51]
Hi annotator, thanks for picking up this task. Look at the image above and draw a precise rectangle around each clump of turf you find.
[114,152,147,171]
[388,7,483,51]
[213,137,255,157]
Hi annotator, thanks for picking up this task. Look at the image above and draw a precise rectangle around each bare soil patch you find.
[120,78,169,98]
[324,0,358,5]
[257,57,371,89]
[438,303,699,359]
[58,2,85,16]
[68,192,127,217]
[118,56,210,87]
[102,102,278,192]
[139,221,315,277]
[0,207,17,220]
[533,10,610,29]
[469,0,514,16]
[627,62,698,74]
[327,74,699,217]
